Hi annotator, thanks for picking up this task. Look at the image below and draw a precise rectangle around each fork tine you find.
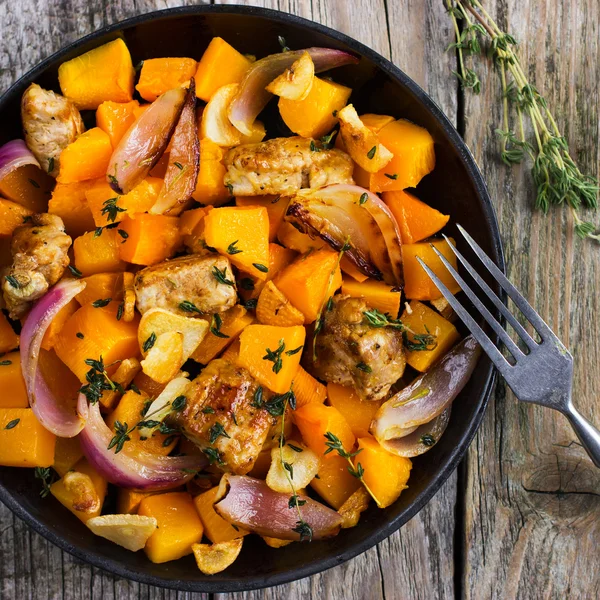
[427,245,523,359]
[441,234,537,350]
[415,257,513,379]
[456,224,555,341]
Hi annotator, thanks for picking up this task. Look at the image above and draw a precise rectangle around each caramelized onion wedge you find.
[150,80,199,215]
[214,475,342,541]
[371,336,481,457]
[77,394,206,490]
[228,48,359,136]
[286,184,403,285]
[107,87,187,194]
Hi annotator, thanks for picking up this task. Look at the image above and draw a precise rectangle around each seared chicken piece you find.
[134,254,237,317]
[223,136,354,196]
[307,295,406,401]
[21,83,84,177]
[2,213,71,319]
[173,359,274,474]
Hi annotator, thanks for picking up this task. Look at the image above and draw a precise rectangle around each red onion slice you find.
[20,279,86,437]
[371,336,481,456]
[77,394,206,491]
[0,139,41,181]
[150,80,200,215]
[228,47,359,136]
[107,87,187,194]
[215,475,342,541]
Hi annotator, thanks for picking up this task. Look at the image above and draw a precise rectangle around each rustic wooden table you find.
[1,1,599,598]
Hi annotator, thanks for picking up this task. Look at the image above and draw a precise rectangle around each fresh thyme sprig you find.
[446,0,600,241]
[34,466,56,498]
[323,432,382,507]
[79,357,123,404]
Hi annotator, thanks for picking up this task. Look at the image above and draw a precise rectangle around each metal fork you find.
[416,224,600,467]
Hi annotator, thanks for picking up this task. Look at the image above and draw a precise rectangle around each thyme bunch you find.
[446,0,599,241]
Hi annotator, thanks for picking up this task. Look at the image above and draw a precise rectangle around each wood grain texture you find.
[460,1,600,599]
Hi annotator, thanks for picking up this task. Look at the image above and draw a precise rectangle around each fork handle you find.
[564,405,600,467]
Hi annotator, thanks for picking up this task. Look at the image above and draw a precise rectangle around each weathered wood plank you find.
[460,1,600,598]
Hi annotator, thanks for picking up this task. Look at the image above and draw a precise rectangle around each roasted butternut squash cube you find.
[236,195,290,242]
[204,206,270,280]
[58,38,135,110]
[53,436,84,477]
[73,228,127,276]
[138,491,204,563]
[402,238,461,300]
[0,409,55,467]
[0,352,28,408]
[0,199,33,237]
[383,190,449,244]
[400,301,460,372]
[195,37,252,102]
[54,301,140,382]
[310,452,361,510]
[327,383,382,438]
[136,58,197,102]
[291,365,326,408]
[117,488,157,515]
[41,298,79,350]
[279,77,351,139]
[275,248,343,324]
[96,100,140,147]
[0,164,53,213]
[192,139,230,207]
[341,277,401,317]
[355,436,411,508]
[48,181,96,237]
[57,128,113,184]
[238,324,305,393]
[194,486,249,544]
[256,281,305,327]
[75,272,124,306]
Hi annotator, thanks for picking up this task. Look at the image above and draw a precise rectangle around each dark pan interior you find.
[0,5,502,593]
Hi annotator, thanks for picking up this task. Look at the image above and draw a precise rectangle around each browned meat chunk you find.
[134,254,237,317]
[173,359,274,475]
[307,295,406,401]
[2,213,71,318]
[223,136,354,196]
[21,83,84,177]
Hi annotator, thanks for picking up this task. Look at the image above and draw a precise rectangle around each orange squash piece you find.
[0,164,54,213]
[256,281,305,327]
[194,487,249,544]
[277,221,326,254]
[136,58,197,102]
[359,113,396,133]
[37,349,82,409]
[204,206,270,280]
[0,408,56,467]
[383,190,449,244]
[96,100,140,147]
[402,238,461,300]
[238,324,306,393]
[275,248,343,324]
[58,38,135,110]
[279,77,351,139]
[57,128,113,184]
[369,119,436,193]
[341,277,401,317]
[340,257,369,283]
[0,312,19,354]
[236,195,290,242]
[85,177,163,227]
[191,305,253,364]
[0,199,33,237]
[195,37,252,102]
[220,338,241,364]
[107,389,176,456]
[117,488,158,515]
[327,383,382,438]
[293,402,355,460]
[179,207,210,237]
[50,457,107,523]
[355,436,412,508]
[75,272,124,306]
[73,228,127,276]
[138,491,204,563]
[41,298,79,351]
[54,301,140,382]
[400,301,460,372]
[192,139,230,206]
[292,365,326,408]
[48,181,96,237]
[310,453,361,510]
[118,213,181,266]
[53,436,84,477]
[0,352,28,408]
